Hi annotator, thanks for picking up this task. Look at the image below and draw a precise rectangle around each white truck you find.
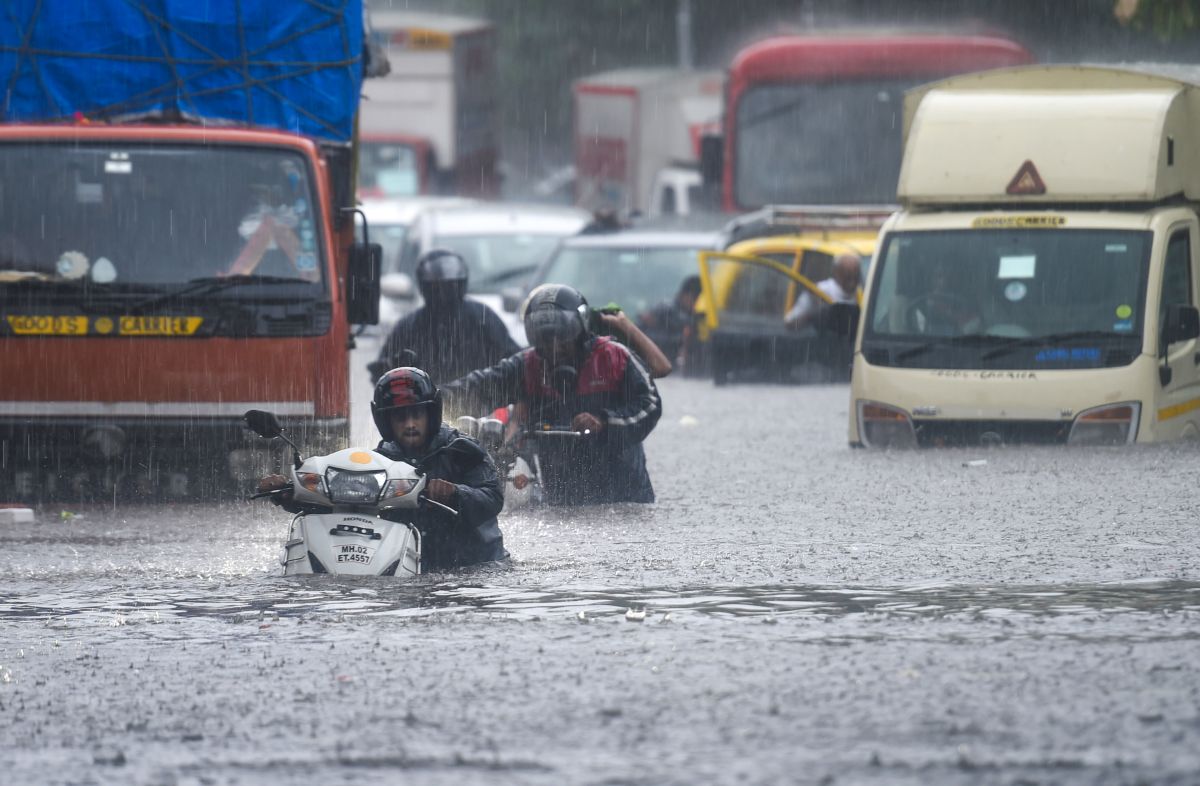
[573,67,722,217]
[359,11,499,198]
[851,64,1200,448]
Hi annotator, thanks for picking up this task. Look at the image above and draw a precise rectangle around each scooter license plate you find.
[335,543,376,566]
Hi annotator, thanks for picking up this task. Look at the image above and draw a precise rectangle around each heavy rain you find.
[3,1,1200,784]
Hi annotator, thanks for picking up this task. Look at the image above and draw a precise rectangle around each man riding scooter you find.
[258,367,507,569]
[444,284,662,506]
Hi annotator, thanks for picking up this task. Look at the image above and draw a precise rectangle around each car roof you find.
[359,197,476,226]
[559,230,723,249]
[420,203,592,236]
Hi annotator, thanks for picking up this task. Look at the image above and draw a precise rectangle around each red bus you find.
[718,33,1034,212]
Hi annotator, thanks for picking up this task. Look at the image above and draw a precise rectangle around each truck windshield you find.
[359,141,421,198]
[862,229,1151,370]
[0,143,324,293]
[734,79,918,208]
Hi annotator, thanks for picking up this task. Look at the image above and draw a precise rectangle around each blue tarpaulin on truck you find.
[0,0,363,143]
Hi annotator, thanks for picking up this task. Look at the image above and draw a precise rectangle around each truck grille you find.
[914,419,1070,447]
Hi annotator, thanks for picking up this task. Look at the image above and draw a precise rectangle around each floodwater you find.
[3,352,1200,784]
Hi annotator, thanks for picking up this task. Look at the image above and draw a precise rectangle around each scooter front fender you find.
[283,512,420,578]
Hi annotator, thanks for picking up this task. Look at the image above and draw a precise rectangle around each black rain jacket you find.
[444,336,661,506]
[376,424,507,570]
[370,299,519,386]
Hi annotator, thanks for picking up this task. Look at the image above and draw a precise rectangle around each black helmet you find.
[522,283,590,349]
[371,366,443,442]
[416,248,468,305]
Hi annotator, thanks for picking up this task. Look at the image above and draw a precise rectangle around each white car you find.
[358,197,476,331]
[395,203,592,345]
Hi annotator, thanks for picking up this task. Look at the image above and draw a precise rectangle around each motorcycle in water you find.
[454,413,538,509]
[244,409,460,577]
[455,413,591,509]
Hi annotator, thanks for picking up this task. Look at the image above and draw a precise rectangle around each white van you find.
[852,65,1200,447]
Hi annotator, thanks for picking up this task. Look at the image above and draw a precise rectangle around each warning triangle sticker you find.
[1006,160,1046,195]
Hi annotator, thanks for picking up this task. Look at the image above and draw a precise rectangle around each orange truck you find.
[0,1,381,500]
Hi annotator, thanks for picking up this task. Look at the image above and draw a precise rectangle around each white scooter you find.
[244,409,458,577]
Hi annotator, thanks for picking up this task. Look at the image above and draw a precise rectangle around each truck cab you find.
[852,65,1200,447]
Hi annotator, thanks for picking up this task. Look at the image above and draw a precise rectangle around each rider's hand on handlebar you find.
[572,412,604,434]
[424,478,458,504]
[257,474,289,493]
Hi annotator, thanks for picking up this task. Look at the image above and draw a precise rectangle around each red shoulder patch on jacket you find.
[578,337,628,393]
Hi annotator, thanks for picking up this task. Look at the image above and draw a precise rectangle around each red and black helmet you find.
[371,366,443,441]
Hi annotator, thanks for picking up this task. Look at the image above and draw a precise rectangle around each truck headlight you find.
[325,468,386,504]
[1067,402,1140,446]
[858,401,917,449]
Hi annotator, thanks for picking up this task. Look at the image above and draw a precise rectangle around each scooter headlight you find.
[381,478,419,500]
[1067,402,1140,446]
[325,468,386,504]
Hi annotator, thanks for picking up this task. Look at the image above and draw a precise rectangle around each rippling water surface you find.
[3,376,1200,785]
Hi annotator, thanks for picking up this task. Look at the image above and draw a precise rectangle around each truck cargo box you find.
[899,65,1200,207]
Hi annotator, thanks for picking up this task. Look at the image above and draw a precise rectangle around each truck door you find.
[1156,221,1200,439]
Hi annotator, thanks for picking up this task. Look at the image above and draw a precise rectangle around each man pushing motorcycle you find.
[443,284,662,506]
[257,367,507,569]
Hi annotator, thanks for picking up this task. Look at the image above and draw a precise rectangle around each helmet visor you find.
[525,306,582,348]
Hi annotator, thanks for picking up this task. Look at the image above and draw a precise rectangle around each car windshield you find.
[359,141,421,198]
[435,233,565,294]
[539,245,706,314]
[0,143,324,291]
[862,229,1151,369]
[734,78,921,208]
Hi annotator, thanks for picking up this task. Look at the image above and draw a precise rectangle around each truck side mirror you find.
[1162,303,1200,348]
[243,409,283,439]
[699,133,723,187]
[347,241,382,325]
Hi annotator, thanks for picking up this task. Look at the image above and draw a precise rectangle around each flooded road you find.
[3,363,1200,784]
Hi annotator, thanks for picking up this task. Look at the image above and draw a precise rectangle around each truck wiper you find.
[980,330,1129,361]
[893,334,1004,362]
[125,274,304,314]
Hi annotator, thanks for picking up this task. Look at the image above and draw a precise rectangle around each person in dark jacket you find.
[637,274,702,369]
[370,367,507,569]
[444,284,661,506]
[368,249,519,386]
[257,367,507,570]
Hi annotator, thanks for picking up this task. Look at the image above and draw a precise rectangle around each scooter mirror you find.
[455,416,480,438]
[477,417,504,449]
[243,409,283,439]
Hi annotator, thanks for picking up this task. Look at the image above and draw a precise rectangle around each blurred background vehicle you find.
[394,203,592,344]
[359,197,477,333]
[573,67,722,217]
[692,207,881,384]
[702,30,1034,212]
[517,227,722,312]
[361,10,499,198]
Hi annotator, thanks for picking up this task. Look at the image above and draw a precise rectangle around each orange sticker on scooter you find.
[349,451,373,464]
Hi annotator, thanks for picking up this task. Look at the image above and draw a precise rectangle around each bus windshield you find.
[0,143,325,292]
[862,229,1151,370]
[734,78,920,208]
